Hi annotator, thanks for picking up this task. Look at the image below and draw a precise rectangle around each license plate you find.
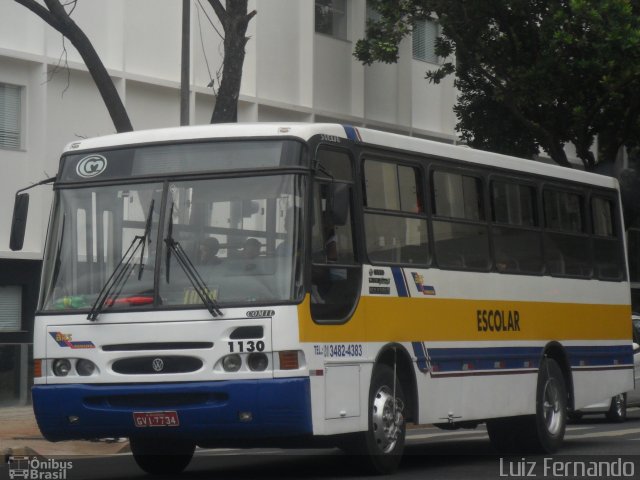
[133,411,180,427]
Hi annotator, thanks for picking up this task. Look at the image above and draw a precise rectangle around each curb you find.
[3,441,131,460]
[3,446,43,462]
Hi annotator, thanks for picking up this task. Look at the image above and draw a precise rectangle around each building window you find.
[0,286,22,332]
[0,83,22,150]
[315,0,348,40]
[412,19,439,64]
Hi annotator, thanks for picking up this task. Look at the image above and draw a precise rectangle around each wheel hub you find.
[542,378,563,435]
[371,386,404,453]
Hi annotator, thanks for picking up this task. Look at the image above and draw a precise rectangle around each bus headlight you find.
[247,353,268,372]
[222,354,242,372]
[76,359,96,376]
[53,359,72,377]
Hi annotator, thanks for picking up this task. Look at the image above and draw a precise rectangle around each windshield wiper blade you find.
[137,199,154,280]
[87,201,155,321]
[165,203,174,283]
[87,237,143,321]
[164,205,223,318]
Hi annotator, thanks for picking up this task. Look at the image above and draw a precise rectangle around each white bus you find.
[12,124,634,474]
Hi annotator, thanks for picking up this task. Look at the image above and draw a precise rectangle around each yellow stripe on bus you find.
[297,295,631,343]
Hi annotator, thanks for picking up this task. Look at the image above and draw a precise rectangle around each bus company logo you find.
[8,456,72,479]
[411,272,436,296]
[76,154,107,178]
[246,310,275,318]
[49,331,95,349]
[152,358,164,372]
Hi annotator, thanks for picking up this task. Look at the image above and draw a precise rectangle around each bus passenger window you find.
[363,160,429,266]
[543,189,591,278]
[432,170,489,270]
[592,196,623,281]
[490,180,543,274]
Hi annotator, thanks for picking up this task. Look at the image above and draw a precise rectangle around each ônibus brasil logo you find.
[7,456,72,479]
[76,154,107,178]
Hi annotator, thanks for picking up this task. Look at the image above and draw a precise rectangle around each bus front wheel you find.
[130,437,195,475]
[345,364,406,474]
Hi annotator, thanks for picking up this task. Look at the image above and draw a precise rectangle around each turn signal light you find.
[33,359,42,378]
[278,351,299,370]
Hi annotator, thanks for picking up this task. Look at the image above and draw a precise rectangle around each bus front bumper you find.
[32,378,312,442]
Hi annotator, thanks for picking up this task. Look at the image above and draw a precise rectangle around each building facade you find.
[0,0,457,405]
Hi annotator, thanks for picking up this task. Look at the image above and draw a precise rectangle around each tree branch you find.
[207,0,227,26]
[14,0,62,30]
[16,0,133,132]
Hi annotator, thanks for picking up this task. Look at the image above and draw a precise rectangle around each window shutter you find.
[412,20,439,64]
[0,286,22,332]
[0,84,22,150]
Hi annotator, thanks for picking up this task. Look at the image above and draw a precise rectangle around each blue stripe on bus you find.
[412,345,633,375]
[412,342,429,372]
[343,125,361,142]
[391,267,409,297]
[566,345,633,367]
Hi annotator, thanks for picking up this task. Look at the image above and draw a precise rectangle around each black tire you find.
[524,357,567,453]
[130,437,195,476]
[344,364,406,474]
[606,393,627,422]
[487,358,567,454]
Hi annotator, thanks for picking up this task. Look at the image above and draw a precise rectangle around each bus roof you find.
[63,123,619,190]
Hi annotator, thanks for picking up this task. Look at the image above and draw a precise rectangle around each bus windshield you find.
[40,174,304,313]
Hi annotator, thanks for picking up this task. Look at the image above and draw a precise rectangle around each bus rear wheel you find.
[528,357,567,453]
[345,364,406,474]
[130,437,195,475]
[487,358,567,454]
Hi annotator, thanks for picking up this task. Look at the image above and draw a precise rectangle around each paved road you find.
[3,409,640,480]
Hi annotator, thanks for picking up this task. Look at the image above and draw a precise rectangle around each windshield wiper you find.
[87,200,155,321]
[138,199,154,280]
[164,203,223,318]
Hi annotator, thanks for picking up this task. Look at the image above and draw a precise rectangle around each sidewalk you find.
[0,406,129,459]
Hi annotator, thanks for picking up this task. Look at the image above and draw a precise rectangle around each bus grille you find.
[102,342,213,351]
[112,356,203,374]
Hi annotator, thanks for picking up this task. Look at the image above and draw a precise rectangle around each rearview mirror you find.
[10,193,29,251]
[633,342,639,353]
[328,183,349,226]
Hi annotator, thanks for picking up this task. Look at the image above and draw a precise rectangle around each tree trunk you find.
[209,1,256,124]
[211,20,247,123]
